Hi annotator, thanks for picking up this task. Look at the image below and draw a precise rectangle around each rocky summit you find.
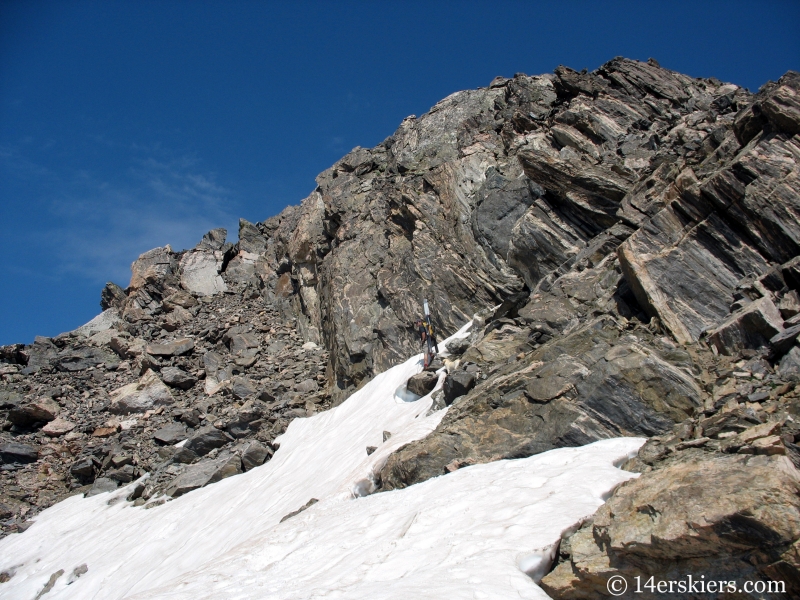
[2,57,800,597]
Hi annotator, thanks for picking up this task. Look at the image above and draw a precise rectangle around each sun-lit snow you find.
[0,318,644,599]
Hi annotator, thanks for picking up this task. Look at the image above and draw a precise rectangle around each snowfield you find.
[0,320,644,599]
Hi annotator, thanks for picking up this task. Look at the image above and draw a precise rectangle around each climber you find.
[416,318,431,367]
[419,299,440,368]
[416,318,427,344]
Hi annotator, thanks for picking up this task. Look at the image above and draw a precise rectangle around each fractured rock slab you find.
[160,367,197,390]
[707,296,784,356]
[180,251,227,296]
[0,442,38,464]
[145,338,194,357]
[166,453,242,498]
[42,418,76,437]
[8,398,60,427]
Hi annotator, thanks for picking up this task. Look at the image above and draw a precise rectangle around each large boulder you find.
[128,245,177,290]
[442,370,476,404]
[540,453,800,598]
[152,422,188,445]
[160,367,197,390]
[8,397,60,427]
[166,453,242,498]
[56,346,119,372]
[707,297,784,355]
[108,369,174,414]
[183,425,232,457]
[145,338,194,357]
[180,250,228,296]
[406,371,439,396]
[0,442,38,464]
[240,441,271,471]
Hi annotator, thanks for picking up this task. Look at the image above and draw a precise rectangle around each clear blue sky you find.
[1,0,798,345]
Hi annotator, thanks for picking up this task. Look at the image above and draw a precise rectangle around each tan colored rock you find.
[751,435,786,455]
[129,245,175,289]
[540,453,800,598]
[162,290,198,310]
[92,426,119,438]
[109,333,146,359]
[41,418,76,437]
[163,306,193,331]
[707,296,784,356]
[8,398,60,427]
[721,420,783,453]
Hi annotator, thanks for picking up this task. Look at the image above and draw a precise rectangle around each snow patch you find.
[0,315,645,599]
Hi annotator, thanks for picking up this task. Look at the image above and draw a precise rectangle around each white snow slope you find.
[0,319,645,599]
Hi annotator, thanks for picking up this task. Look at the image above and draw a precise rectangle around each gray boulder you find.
[779,346,800,381]
[0,442,38,464]
[294,378,319,395]
[0,389,23,409]
[241,441,271,471]
[406,371,438,396]
[166,453,242,498]
[145,338,194,357]
[105,465,136,484]
[152,422,188,445]
[184,425,231,457]
[231,376,257,400]
[443,371,476,405]
[707,297,784,356]
[771,324,800,358]
[69,457,96,483]
[161,367,197,390]
[86,477,119,497]
[56,346,118,372]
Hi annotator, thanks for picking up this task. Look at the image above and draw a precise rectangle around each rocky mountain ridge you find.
[2,57,800,597]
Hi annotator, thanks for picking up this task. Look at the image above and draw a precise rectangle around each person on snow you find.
[417,318,439,367]
[416,319,427,344]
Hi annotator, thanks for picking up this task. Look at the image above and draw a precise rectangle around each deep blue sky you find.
[1,1,798,345]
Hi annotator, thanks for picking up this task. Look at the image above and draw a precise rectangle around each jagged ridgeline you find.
[2,57,800,595]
